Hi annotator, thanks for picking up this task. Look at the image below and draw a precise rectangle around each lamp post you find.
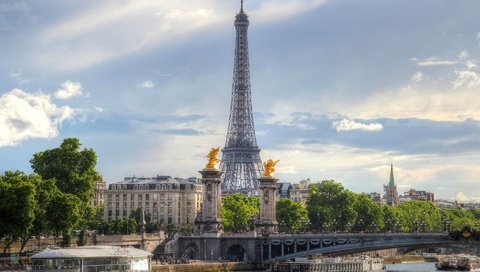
[316,212,320,233]
[385,219,392,233]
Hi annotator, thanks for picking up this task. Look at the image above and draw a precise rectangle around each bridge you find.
[172,168,480,268]
[176,230,480,265]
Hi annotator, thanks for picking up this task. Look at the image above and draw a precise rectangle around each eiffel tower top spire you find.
[220,1,263,193]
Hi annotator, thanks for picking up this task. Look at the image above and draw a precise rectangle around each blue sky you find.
[1,0,480,201]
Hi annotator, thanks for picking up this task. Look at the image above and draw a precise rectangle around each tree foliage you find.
[0,171,37,252]
[30,137,100,203]
[307,180,357,232]
[221,193,259,232]
[353,193,384,232]
[276,198,308,233]
[398,200,442,232]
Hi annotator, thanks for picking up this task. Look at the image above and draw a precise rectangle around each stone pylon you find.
[194,168,223,235]
[255,176,279,235]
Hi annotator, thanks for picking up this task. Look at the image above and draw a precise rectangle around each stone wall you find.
[152,262,259,272]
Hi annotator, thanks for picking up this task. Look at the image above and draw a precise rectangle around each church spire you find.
[389,163,395,187]
[241,0,244,12]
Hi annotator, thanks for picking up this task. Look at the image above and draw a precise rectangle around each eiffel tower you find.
[220,0,263,194]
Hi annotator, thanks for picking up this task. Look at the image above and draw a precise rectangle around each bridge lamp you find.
[385,219,392,232]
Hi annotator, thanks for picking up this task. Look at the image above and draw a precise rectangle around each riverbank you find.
[152,262,261,272]
[384,255,438,264]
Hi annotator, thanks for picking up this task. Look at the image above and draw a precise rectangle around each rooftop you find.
[31,246,152,259]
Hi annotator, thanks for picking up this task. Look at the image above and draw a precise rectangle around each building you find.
[103,175,203,226]
[402,188,434,202]
[368,192,386,205]
[91,178,106,208]
[290,178,311,205]
[276,182,293,198]
[383,164,400,206]
[31,246,152,272]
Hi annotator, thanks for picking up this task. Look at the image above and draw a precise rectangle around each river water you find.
[386,262,437,271]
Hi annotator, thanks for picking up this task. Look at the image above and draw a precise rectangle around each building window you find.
[138,194,143,201]
[115,194,119,199]
[123,210,127,217]
[145,194,149,201]
[123,194,127,201]
[123,203,127,209]
[115,210,119,216]
[138,202,142,208]
[108,210,112,216]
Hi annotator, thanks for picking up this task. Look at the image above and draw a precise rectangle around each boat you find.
[436,255,480,271]
[272,255,386,272]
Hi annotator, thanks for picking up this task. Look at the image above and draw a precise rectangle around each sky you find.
[1,0,480,202]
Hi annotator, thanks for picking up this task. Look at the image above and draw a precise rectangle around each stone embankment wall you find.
[152,262,260,272]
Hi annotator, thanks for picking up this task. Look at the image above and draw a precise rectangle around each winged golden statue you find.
[262,159,279,177]
[205,147,221,169]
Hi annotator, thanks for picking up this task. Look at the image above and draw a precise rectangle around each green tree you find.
[398,200,441,232]
[276,198,308,233]
[442,207,478,232]
[20,177,59,252]
[382,205,407,232]
[0,171,37,253]
[353,194,384,232]
[307,180,357,232]
[221,193,259,232]
[46,192,81,246]
[30,137,100,203]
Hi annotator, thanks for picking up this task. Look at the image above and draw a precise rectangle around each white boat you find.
[272,255,386,272]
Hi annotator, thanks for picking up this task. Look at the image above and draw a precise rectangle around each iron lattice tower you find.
[220,1,263,193]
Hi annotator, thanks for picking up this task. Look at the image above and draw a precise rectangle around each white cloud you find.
[0,89,74,147]
[137,80,155,88]
[466,60,477,69]
[453,70,480,89]
[411,71,423,82]
[455,192,480,203]
[458,50,469,60]
[331,118,383,132]
[54,81,83,100]
[414,57,456,66]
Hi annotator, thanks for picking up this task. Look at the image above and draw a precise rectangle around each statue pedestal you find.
[255,176,279,235]
[194,168,223,234]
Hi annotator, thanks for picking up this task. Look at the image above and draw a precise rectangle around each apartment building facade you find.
[103,175,203,226]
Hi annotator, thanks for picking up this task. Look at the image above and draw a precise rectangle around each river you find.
[386,262,437,271]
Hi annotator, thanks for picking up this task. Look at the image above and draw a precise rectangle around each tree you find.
[221,193,259,233]
[382,205,407,232]
[30,137,100,203]
[46,192,81,246]
[442,207,478,232]
[307,180,357,232]
[353,194,384,232]
[0,171,37,253]
[398,200,441,232]
[276,198,308,233]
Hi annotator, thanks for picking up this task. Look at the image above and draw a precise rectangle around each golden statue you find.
[262,159,279,177]
[205,147,221,169]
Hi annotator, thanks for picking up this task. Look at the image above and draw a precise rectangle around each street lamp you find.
[385,219,392,233]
